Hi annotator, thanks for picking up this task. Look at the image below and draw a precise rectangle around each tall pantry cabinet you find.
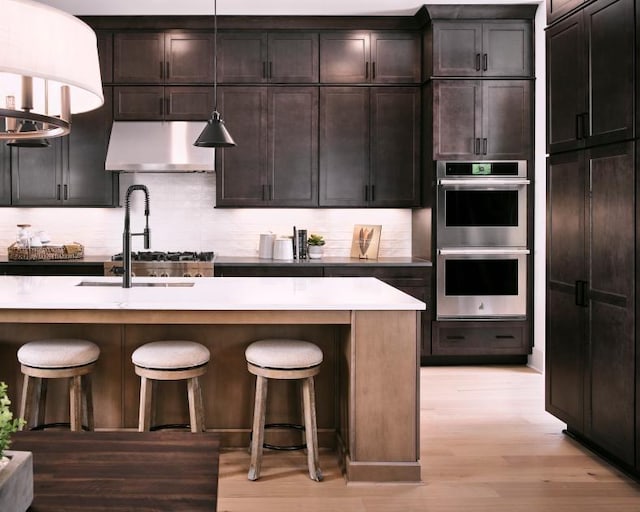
[545,0,639,476]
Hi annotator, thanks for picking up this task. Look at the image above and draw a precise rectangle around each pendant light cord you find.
[213,0,218,112]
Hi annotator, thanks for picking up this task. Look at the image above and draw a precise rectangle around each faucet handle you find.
[143,228,151,250]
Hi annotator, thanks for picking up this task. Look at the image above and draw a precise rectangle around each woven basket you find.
[8,242,84,261]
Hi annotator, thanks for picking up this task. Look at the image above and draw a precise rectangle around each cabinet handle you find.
[483,53,488,72]
[364,185,369,201]
[57,184,61,200]
[474,138,480,155]
[582,112,589,138]
[371,184,375,202]
[268,184,273,200]
[365,61,369,80]
[575,280,589,307]
[475,53,481,71]
[165,97,170,116]
[446,335,466,341]
[63,184,68,200]
[372,62,376,80]
[482,138,487,155]
[159,61,164,79]
[165,62,170,79]
[495,335,514,340]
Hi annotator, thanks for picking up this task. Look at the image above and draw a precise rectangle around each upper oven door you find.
[437,179,529,247]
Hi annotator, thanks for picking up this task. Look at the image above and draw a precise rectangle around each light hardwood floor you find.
[217,365,640,511]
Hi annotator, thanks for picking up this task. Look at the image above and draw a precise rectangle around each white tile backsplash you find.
[0,173,414,257]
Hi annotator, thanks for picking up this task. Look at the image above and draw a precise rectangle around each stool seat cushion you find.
[18,339,100,369]
[245,339,323,369]
[132,341,210,370]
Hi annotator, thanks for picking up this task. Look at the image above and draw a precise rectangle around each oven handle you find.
[438,179,530,186]
[438,248,530,255]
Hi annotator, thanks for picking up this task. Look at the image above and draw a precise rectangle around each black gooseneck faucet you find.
[122,185,151,288]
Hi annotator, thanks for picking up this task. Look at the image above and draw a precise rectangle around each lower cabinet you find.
[0,263,104,276]
[546,141,635,468]
[431,320,529,356]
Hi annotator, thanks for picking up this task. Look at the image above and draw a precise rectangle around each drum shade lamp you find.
[194,0,236,148]
[0,0,104,145]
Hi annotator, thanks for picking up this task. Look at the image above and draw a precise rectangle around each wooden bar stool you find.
[245,338,323,482]
[132,340,210,433]
[17,339,100,432]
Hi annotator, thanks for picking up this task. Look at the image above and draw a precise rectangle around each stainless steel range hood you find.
[105,121,215,172]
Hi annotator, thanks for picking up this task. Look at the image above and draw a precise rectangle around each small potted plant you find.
[307,234,325,259]
[0,382,32,512]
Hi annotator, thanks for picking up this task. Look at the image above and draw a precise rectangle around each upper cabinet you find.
[96,31,113,83]
[113,86,214,120]
[429,21,532,78]
[320,31,421,84]
[0,143,10,206]
[546,0,634,154]
[547,0,586,24]
[218,32,319,83]
[113,32,215,84]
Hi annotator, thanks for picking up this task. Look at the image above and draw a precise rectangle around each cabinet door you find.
[216,87,268,206]
[432,80,481,160]
[431,22,482,77]
[268,87,318,206]
[546,13,585,153]
[482,22,532,77]
[586,141,635,465]
[546,150,586,430]
[547,0,586,24]
[370,32,421,83]
[113,33,164,83]
[319,87,369,206]
[65,88,118,206]
[0,143,10,205]
[584,0,634,147]
[113,86,164,120]
[165,33,215,84]
[320,32,370,83]
[267,33,319,83]
[11,142,63,206]
[218,32,267,83]
[97,31,113,84]
[482,80,532,159]
[165,87,214,121]
[370,87,420,207]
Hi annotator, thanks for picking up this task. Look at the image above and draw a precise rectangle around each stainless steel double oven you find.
[435,160,529,319]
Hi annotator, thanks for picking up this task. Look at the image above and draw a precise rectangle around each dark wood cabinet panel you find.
[216,86,317,207]
[114,86,213,120]
[0,144,10,206]
[546,142,635,464]
[430,21,532,78]
[114,32,215,84]
[319,87,369,206]
[547,0,634,153]
[218,32,318,83]
[320,31,420,84]
[432,80,531,160]
[214,266,323,277]
[97,31,113,83]
[10,89,118,207]
[432,320,529,356]
[547,0,586,24]
[370,88,420,207]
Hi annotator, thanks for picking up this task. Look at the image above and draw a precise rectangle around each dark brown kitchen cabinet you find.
[320,87,420,207]
[113,32,215,84]
[429,21,532,78]
[546,0,634,154]
[0,143,10,206]
[431,321,529,356]
[547,0,586,24]
[214,265,323,277]
[431,79,531,160]
[96,31,113,83]
[113,86,214,120]
[216,86,318,207]
[320,32,420,84]
[10,88,118,207]
[546,141,635,466]
[218,32,318,83]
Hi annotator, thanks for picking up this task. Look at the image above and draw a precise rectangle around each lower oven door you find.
[436,248,528,319]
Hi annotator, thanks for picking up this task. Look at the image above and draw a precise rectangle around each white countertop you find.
[0,276,426,311]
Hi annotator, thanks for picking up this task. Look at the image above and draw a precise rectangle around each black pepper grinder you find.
[297,229,308,260]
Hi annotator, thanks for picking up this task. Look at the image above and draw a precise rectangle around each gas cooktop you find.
[111,251,215,262]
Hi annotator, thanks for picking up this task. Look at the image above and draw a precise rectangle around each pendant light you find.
[194,0,236,148]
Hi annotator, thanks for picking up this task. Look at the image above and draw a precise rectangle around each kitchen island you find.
[0,275,424,483]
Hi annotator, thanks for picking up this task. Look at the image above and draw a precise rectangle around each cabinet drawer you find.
[214,265,323,277]
[324,266,430,287]
[432,320,529,356]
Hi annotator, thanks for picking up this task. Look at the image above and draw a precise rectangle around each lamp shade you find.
[0,0,103,140]
[194,111,236,148]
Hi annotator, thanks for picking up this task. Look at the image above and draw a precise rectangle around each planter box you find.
[0,451,33,512]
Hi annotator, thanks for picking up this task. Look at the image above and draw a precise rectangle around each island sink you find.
[76,281,194,288]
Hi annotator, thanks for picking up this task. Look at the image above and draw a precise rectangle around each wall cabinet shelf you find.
[546,0,634,154]
[320,31,421,84]
[218,32,319,83]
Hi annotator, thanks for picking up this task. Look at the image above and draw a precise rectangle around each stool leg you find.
[302,376,322,482]
[69,375,83,432]
[187,376,205,433]
[139,376,153,432]
[82,374,95,431]
[36,378,48,427]
[248,375,268,481]
[19,374,37,430]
